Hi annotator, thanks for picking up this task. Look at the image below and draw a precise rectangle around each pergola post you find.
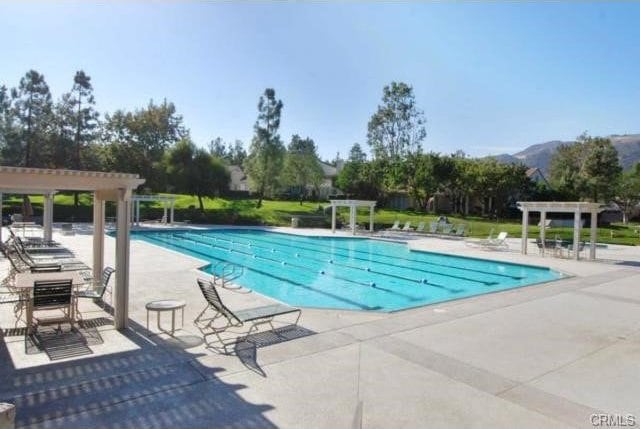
[331,203,336,233]
[573,209,581,260]
[135,200,140,226]
[163,201,168,224]
[43,192,54,242]
[92,193,105,285]
[350,205,356,235]
[114,189,132,330]
[539,210,546,256]
[170,201,175,224]
[521,208,529,254]
[590,210,597,260]
[369,204,374,232]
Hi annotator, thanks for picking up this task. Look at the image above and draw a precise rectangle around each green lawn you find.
[4,192,639,246]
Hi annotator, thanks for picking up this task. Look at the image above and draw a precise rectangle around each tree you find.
[244,88,285,208]
[549,134,622,202]
[164,138,229,213]
[102,99,187,190]
[208,137,227,159]
[70,71,99,170]
[549,143,586,200]
[0,85,21,165]
[12,70,53,167]
[617,163,640,224]
[348,143,367,163]
[208,137,247,166]
[228,140,247,165]
[282,135,324,202]
[367,81,426,160]
[50,92,74,168]
[582,136,622,202]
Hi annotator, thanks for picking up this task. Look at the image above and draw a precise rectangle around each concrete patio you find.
[1,224,639,428]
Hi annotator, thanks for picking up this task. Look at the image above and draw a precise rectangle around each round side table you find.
[145,299,186,335]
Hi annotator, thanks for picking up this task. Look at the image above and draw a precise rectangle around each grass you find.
[4,192,639,246]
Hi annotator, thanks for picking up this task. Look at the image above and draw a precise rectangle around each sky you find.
[1,2,639,160]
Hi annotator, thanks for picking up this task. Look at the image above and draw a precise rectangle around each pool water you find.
[132,229,564,312]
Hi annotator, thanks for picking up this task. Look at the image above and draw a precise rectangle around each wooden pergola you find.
[0,166,145,330]
[517,201,604,260]
[329,199,377,235]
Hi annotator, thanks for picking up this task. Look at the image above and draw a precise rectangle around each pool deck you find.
[2,224,640,428]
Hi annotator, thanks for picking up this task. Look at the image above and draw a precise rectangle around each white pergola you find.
[131,194,176,226]
[517,201,604,261]
[0,166,145,330]
[330,200,377,235]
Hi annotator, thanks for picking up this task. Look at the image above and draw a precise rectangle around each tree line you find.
[2,70,638,220]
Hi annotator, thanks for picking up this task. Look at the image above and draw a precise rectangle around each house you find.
[227,165,248,192]
[227,161,343,200]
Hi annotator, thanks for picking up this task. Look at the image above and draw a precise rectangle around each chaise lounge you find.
[195,279,301,348]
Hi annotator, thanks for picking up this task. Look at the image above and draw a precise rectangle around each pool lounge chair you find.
[195,279,301,347]
[413,221,426,233]
[453,224,465,237]
[401,221,412,232]
[441,223,453,235]
[428,222,438,234]
[479,231,509,250]
[387,220,401,231]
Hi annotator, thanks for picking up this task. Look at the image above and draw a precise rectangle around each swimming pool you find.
[132,229,565,312]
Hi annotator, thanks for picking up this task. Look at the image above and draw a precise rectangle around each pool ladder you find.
[212,261,244,289]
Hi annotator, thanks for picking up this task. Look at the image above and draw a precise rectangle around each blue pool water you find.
[132,229,564,312]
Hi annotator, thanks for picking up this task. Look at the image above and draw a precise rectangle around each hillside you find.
[491,134,640,174]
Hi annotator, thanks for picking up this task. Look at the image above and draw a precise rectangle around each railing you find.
[212,261,244,289]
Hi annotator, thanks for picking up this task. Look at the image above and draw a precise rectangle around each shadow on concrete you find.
[233,325,316,377]
[0,311,278,429]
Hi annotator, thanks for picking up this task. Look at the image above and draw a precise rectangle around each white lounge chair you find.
[480,231,509,250]
[401,221,412,231]
[414,221,426,233]
[388,220,401,231]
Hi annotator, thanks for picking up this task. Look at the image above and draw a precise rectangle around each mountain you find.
[491,134,640,174]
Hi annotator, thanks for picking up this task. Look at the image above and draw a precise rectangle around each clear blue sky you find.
[2,2,639,159]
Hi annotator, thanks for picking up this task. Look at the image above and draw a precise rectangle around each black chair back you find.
[196,278,240,324]
[33,279,73,308]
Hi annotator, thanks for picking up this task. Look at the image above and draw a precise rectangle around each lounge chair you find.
[537,219,552,229]
[465,228,496,247]
[441,223,453,235]
[479,231,509,250]
[401,221,412,231]
[428,222,438,234]
[195,279,301,347]
[453,224,465,237]
[5,242,88,272]
[414,221,426,233]
[387,220,401,231]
